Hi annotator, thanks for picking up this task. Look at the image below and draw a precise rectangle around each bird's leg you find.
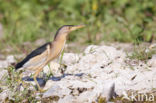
[34,60,49,91]
[33,67,43,91]
[34,46,51,91]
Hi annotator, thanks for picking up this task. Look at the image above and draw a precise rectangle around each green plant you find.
[3,67,38,102]
[128,46,156,61]
[0,0,156,49]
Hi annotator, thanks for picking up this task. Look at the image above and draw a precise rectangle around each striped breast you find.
[50,39,66,60]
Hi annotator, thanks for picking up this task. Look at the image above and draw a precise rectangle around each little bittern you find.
[15,25,85,90]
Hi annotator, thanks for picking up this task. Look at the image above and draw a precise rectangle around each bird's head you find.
[54,25,85,39]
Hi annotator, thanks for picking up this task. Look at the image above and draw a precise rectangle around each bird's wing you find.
[22,51,48,69]
[15,42,51,69]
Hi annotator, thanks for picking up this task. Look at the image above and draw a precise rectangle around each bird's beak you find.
[70,25,85,31]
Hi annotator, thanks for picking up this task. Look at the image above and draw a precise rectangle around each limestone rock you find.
[42,45,156,102]
[43,84,71,100]
[148,55,156,68]
[6,55,16,64]
[0,61,8,68]
[0,55,16,69]
[62,53,80,65]
[1,44,156,102]
[0,90,10,102]
[43,61,61,76]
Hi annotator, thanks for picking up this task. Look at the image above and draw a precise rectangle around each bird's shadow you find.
[22,73,84,87]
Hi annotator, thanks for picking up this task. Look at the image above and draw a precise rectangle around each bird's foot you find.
[33,77,46,92]
[38,88,46,93]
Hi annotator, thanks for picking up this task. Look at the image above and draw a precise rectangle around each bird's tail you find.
[15,62,23,70]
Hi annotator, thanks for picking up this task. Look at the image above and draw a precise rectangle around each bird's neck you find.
[54,33,67,42]
[52,34,66,57]
[53,34,67,49]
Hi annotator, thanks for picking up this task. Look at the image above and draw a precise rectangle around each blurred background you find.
[0,0,156,53]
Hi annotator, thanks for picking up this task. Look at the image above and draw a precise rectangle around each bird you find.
[15,25,85,90]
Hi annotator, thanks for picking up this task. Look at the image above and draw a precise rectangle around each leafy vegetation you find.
[0,0,156,48]
[1,67,38,102]
[128,45,156,61]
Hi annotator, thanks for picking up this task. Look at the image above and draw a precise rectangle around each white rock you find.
[42,44,156,102]
[6,55,16,64]
[58,95,75,103]
[43,84,71,99]
[0,90,10,102]
[148,55,156,68]
[0,55,16,68]
[43,80,55,90]
[100,82,115,101]
[2,44,156,102]
[43,85,61,98]
[84,45,98,54]
[62,53,80,65]
[0,61,8,68]
[77,91,96,103]
[43,62,60,75]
